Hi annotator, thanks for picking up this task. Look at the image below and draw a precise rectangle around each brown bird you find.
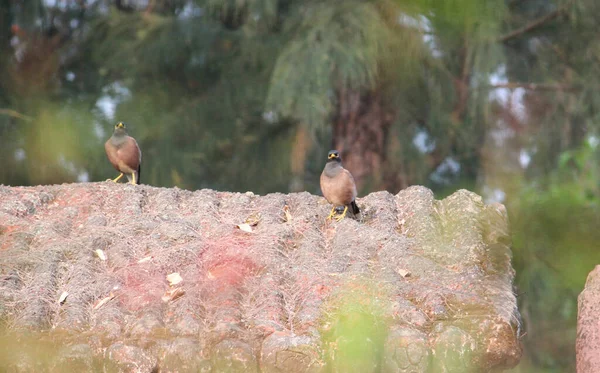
[105,122,141,185]
[320,150,360,221]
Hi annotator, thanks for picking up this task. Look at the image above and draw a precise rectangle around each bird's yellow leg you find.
[326,206,337,220]
[129,173,136,185]
[112,173,124,183]
[334,206,348,221]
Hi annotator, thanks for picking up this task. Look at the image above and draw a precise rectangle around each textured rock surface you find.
[577,265,600,373]
[0,182,522,372]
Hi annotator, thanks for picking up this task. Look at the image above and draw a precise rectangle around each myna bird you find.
[320,150,360,221]
[105,122,141,185]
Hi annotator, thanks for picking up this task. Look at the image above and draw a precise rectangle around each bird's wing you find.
[135,138,142,164]
[343,168,358,201]
[117,136,141,172]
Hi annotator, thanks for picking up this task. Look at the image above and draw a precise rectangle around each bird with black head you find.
[320,150,360,221]
[104,122,142,185]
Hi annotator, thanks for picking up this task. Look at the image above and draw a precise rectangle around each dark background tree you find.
[1,0,599,371]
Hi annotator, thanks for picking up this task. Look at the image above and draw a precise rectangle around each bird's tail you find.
[136,165,141,185]
[350,200,360,215]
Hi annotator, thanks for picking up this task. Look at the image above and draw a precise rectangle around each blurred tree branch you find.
[0,109,33,121]
[498,0,574,43]
[507,0,527,8]
[115,0,135,13]
[485,82,582,92]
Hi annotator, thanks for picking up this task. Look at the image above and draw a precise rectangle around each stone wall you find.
[0,183,522,372]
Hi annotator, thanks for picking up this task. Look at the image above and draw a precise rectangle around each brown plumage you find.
[105,122,141,185]
[320,150,360,221]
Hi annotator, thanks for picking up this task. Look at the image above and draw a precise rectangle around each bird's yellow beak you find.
[116,122,124,129]
[328,153,337,159]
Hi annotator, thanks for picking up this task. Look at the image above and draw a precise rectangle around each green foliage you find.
[0,0,509,191]
[321,280,388,372]
[509,139,600,370]
[266,1,399,130]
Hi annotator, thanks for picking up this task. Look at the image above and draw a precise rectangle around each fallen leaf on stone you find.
[396,268,411,278]
[93,292,115,310]
[137,256,153,263]
[244,212,261,226]
[283,205,292,222]
[166,272,183,286]
[236,223,253,233]
[95,249,107,261]
[58,291,69,305]
[162,287,185,302]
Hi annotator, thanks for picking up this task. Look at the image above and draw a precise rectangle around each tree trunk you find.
[332,88,394,192]
[289,125,311,192]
